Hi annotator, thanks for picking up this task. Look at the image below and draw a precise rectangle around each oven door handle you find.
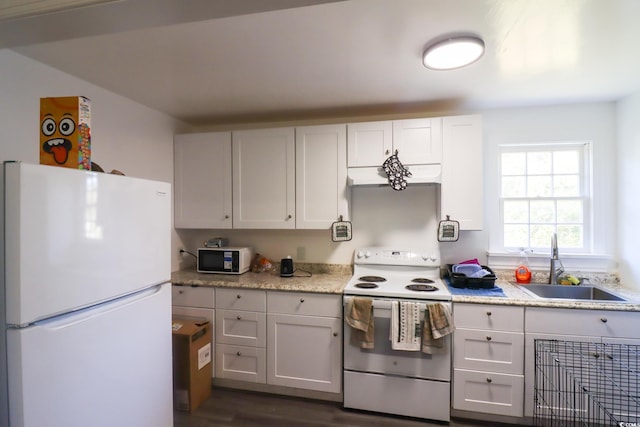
[343,297,430,312]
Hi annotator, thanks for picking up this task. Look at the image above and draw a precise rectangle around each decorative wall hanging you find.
[438,215,460,242]
[382,150,411,191]
[331,215,352,242]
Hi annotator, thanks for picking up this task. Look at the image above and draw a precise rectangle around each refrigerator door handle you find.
[29,284,166,330]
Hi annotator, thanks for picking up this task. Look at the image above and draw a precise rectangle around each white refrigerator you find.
[0,162,173,427]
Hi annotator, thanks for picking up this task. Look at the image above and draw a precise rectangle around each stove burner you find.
[358,276,386,283]
[354,282,378,289]
[411,278,435,284]
[405,284,439,292]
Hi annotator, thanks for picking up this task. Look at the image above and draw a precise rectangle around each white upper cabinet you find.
[295,124,349,229]
[440,115,483,230]
[347,118,442,167]
[232,128,296,229]
[174,132,232,229]
[347,121,392,167]
[392,118,442,164]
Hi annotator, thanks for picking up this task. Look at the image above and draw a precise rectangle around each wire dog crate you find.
[534,339,640,426]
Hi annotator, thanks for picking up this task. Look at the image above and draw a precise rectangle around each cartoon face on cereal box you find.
[40,96,91,169]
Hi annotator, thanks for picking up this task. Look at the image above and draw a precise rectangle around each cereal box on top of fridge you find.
[40,96,91,170]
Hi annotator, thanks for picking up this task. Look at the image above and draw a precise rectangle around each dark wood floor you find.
[174,387,510,427]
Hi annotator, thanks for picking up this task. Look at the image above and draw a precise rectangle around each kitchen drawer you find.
[215,344,266,383]
[454,304,524,332]
[453,368,524,417]
[216,309,266,347]
[526,307,640,338]
[172,285,215,309]
[453,329,524,374]
[267,291,341,317]
[216,288,266,312]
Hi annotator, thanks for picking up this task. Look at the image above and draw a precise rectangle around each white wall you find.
[0,49,187,272]
[617,92,640,289]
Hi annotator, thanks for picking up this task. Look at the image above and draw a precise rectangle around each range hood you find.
[347,164,441,186]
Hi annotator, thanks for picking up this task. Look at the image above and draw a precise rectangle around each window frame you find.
[497,141,593,254]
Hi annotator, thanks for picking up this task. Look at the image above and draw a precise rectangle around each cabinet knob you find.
[333,332,338,337]
[237,315,242,320]
[287,214,292,219]
[486,311,492,316]
[236,294,242,299]
[224,215,230,219]
[178,290,184,295]
[300,298,305,303]
[600,317,608,323]
[486,336,492,341]
[385,149,390,155]
[486,378,492,383]
[236,351,241,356]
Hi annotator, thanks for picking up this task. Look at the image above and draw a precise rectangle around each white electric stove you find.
[343,247,452,422]
[343,247,451,301]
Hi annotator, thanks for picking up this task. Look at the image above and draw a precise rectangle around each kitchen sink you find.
[517,284,628,302]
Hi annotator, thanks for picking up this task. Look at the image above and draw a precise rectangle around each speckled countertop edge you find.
[452,280,640,312]
[171,266,640,311]
[171,264,351,295]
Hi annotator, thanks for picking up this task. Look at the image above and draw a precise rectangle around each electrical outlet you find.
[296,246,306,261]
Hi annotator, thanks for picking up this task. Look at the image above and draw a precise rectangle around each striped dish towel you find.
[390,301,421,351]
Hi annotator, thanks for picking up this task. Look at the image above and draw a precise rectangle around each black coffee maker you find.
[280,256,294,277]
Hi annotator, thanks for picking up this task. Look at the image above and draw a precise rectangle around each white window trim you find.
[487,140,612,272]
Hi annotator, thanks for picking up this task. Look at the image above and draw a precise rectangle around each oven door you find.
[343,296,451,381]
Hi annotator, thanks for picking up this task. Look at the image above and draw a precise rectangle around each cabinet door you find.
[392,118,442,165]
[347,121,392,167]
[440,115,483,230]
[174,132,232,228]
[295,124,349,228]
[524,332,600,419]
[232,128,295,228]
[453,329,524,374]
[215,344,266,383]
[453,369,524,417]
[267,314,341,393]
[216,309,266,347]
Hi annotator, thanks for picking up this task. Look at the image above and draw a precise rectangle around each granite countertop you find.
[451,279,640,312]
[171,263,352,295]
[171,265,640,311]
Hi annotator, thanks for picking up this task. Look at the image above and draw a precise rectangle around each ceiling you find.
[6,0,640,126]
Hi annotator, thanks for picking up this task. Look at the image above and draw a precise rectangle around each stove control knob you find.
[356,251,371,259]
[429,254,438,263]
[356,251,364,259]
[364,251,371,258]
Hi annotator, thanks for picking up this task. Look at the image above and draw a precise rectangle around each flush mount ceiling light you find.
[423,36,485,70]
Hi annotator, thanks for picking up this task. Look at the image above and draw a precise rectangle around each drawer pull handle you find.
[300,298,305,303]
[486,336,492,341]
[236,295,242,299]
[486,378,492,383]
[486,311,492,316]
[237,315,242,320]
[600,317,608,323]
[236,351,241,356]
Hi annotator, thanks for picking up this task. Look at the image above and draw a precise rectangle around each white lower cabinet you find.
[266,292,342,393]
[452,303,525,417]
[524,307,640,419]
[171,285,215,378]
[215,288,267,383]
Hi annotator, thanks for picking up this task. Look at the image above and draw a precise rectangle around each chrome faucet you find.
[548,232,564,284]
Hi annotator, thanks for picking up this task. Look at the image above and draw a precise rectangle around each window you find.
[500,142,591,253]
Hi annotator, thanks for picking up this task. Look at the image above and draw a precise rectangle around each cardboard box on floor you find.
[172,317,212,412]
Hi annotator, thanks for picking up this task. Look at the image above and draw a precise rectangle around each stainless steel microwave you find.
[197,247,252,274]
